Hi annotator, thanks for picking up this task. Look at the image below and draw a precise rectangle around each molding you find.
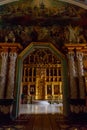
[60,0,87,9]
[0,0,18,5]
[0,0,87,9]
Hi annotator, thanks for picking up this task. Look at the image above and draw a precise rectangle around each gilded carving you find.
[22,48,62,100]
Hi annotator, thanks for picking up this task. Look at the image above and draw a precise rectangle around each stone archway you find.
[12,42,69,118]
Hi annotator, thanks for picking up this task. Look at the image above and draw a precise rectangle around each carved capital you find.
[1,52,8,59]
[67,52,74,59]
[76,52,83,61]
[9,52,17,58]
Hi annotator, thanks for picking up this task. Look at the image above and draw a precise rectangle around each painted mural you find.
[0,0,87,51]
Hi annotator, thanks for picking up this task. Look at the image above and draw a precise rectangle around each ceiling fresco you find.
[0,0,86,23]
[0,0,87,51]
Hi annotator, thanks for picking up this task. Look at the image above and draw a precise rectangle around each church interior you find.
[0,0,87,129]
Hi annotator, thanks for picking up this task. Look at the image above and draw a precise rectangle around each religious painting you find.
[47,85,52,95]
[54,85,60,95]
[30,85,35,95]
[23,85,28,95]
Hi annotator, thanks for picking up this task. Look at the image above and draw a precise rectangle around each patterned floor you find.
[0,114,87,130]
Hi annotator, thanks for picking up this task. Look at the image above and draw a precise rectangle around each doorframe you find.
[12,42,69,118]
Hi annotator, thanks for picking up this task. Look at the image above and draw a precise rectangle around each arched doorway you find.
[12,42,69,118]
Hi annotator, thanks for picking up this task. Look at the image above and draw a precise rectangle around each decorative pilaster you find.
[0,52,8,99]
[6,52,17,99]
[77,52,86,99]
[65,44,87,115]
[68,52,78,99]
[0,43,22,120]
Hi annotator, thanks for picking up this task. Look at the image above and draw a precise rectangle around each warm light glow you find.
[31,0,52,8]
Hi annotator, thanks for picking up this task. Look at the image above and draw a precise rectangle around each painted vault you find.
[0,0,86,50]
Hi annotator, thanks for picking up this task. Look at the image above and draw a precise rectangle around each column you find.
[60,82,62,93]
[35,68,39,99]
[60,82,62,100]
[6,52,17,99]
[45,84,47,99]
[0,52,8,99]
[68,52,78,99]
[52,83,54,96]
[77,52,86,99]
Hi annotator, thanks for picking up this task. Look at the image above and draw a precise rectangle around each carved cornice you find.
[0,43,23,53]
[65,43,87,55]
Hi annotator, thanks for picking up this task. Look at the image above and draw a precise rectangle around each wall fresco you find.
[0,0,87,51]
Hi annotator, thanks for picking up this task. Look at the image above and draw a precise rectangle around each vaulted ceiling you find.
[0,0,87,9]
[0,0,87,25]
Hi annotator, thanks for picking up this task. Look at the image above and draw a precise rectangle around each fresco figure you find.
[8,31,15,43]
[65,25,86,43]
[67,25,77,43]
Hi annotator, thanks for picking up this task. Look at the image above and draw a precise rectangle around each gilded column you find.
[68,52,77,99]
[51,83,53,102]
[77,52,85,99]
[0,52,8,98]
[6,52,17,99]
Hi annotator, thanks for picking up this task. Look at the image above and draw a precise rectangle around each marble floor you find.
[19,100,63,114]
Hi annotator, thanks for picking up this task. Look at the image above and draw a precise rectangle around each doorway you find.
[12,42,69,118]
